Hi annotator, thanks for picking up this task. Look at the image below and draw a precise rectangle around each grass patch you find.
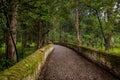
[108,48,120,56]
[111,48,120,53]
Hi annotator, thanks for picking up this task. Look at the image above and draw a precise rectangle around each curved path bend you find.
[38,45,118,80]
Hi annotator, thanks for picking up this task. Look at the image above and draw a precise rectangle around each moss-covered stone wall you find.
[58,43,120,79]
[0,44,54,80]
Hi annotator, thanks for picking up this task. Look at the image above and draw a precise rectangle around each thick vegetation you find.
[0,0,120,71]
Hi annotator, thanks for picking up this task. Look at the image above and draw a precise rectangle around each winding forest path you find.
[38,45,117,80]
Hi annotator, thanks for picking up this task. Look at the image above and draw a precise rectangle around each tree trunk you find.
[106,34,114,49]
[96,10,107,50]
[37,22,41,49]
[59,26,62,43]
[105,9,114,50]
[75,0,80,44]
[5,0,18,62]
[21,32,27,52]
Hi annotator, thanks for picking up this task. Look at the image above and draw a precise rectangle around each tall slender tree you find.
[75,0,81,44]
[3,0,18,62]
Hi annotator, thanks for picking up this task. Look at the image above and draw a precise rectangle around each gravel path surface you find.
[38,45,118,80]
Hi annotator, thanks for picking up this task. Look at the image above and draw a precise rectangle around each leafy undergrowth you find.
[0,42,36,72]
[109,48,120,55]
[18,48,36,61]
[0,57,16,72]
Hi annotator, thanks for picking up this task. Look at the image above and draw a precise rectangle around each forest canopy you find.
[0,0,120,71]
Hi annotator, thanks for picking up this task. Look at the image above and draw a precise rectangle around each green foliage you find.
[0,0,120,73]
[0,57,15,71]
[0,44,53,80]
[0,42,36,72]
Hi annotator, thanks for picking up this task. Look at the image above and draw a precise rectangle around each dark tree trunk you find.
[96,10,107,50]
[21,32,27,53]
[5,0,18,62]
[59,26,62,43]
[37,22,41,49]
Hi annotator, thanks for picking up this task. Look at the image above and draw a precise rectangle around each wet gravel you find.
[38,45,118,80]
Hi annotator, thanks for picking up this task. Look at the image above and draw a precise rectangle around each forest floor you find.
[38,45,118,80]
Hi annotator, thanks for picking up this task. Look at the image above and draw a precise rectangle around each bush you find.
[0,57,15,71]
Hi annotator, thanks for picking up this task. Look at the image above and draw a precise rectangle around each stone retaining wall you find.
[59,43,120,79]
[0,44,54,80]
